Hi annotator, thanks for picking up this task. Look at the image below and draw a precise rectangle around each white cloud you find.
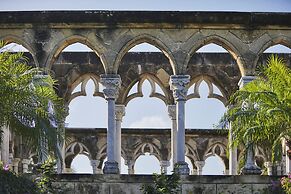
[129,116,170,128]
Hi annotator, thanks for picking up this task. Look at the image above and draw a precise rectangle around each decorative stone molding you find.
[160,160,170,174]
[22,159,30,173]
[100,74,121,100]
[115,105,125,121]
[175,161,190,175]
[90,159,100,174]
[103,161,119,174]
[264,161,273,175]
[169,75,190,101]
[195,161,206,175]
[12,158,21,173]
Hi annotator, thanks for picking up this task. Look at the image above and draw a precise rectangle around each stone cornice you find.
[0,11,290,29]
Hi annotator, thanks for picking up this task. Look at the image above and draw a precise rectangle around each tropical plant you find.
[141,170,181,194]
[35,157,57,193]
[0,41,65,160]
[0,161,40,194]
[224,55,291,162]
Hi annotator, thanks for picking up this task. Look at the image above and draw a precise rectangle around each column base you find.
[174,162,189,175]
[240,163,262,175]
[103,161,119,174]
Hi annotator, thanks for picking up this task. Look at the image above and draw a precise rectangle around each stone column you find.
[115,105,125,171]
[276,161,282,175]
[264,162,273,175]
[12,158,21,174]
[56,106,69,174]
[22,159,30,173]
[125,160,135,174]
[168,105,177,166]
[1,126,10,164]
[64,168,73,173]
[169,75,190,175]
[90,159,100,174]
[238,76,262,175]
[195,161,205,175]
[285,140,291,174]
[100,74,121,174]
[228,121,238,175]
[160,160,170,174]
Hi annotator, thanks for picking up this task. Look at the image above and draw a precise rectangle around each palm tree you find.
[225,55,291,164]
[0,42,65,161]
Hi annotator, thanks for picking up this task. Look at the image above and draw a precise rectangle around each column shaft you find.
[1,126,9,164]
[229,124,238,175]
[176,100,185,162]
[116,119,121,169]
[107,99,116,162]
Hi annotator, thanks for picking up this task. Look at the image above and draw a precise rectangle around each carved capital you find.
[100,74,121,100]
[195,161,205,169]
[169,75,190,101]
[167,105,176,120]
[115,105,125,121]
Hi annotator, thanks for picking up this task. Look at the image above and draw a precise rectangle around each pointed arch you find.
[67,73,104,104]
[122,73,170,106]
[133,142,162,162]
[65,142,92,168]
[46,35,107,71]
[254,36,291,68]
[114,34,176,74]
[187,75,228,105]
[184,35,244,76]
[0,35,38,67]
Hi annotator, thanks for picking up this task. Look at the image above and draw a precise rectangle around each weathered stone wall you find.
[51,174,280,194]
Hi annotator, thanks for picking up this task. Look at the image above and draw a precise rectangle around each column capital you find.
[12,158,21,164]
[238,76,256,89]
[160,160,170,167]
[115,104,126,121]
[169,75,190,101]
[167,105,176,120]
[195,161,205,169]
[100,74,121,100]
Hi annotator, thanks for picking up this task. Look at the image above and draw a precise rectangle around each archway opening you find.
[123,79,170,128]
[202,155,225,175]
[1,42,36,67]
[258,44,291,68]
[134,153,161,174]
[66,79,107,128]
[71,154,93,174]
[186,80,226,129]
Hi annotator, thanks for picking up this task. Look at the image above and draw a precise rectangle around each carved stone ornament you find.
[115,105,125,121]
[100,74,121,100]
[169,75,190,101]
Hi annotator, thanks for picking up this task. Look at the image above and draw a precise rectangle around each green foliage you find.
[0,161,40,194]
[281,174,291,194]
[35,157,57,194]
[0,41,65,158]
[141,171,181,194]
[224,55,291,162]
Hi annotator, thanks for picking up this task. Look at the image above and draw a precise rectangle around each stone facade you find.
[51,174,280,194]
[0,10,290,181]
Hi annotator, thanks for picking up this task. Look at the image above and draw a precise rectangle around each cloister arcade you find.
[0,11,291,176]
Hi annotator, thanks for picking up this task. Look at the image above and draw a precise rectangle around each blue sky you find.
[1,0,291,12]
[2,0,291,174]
